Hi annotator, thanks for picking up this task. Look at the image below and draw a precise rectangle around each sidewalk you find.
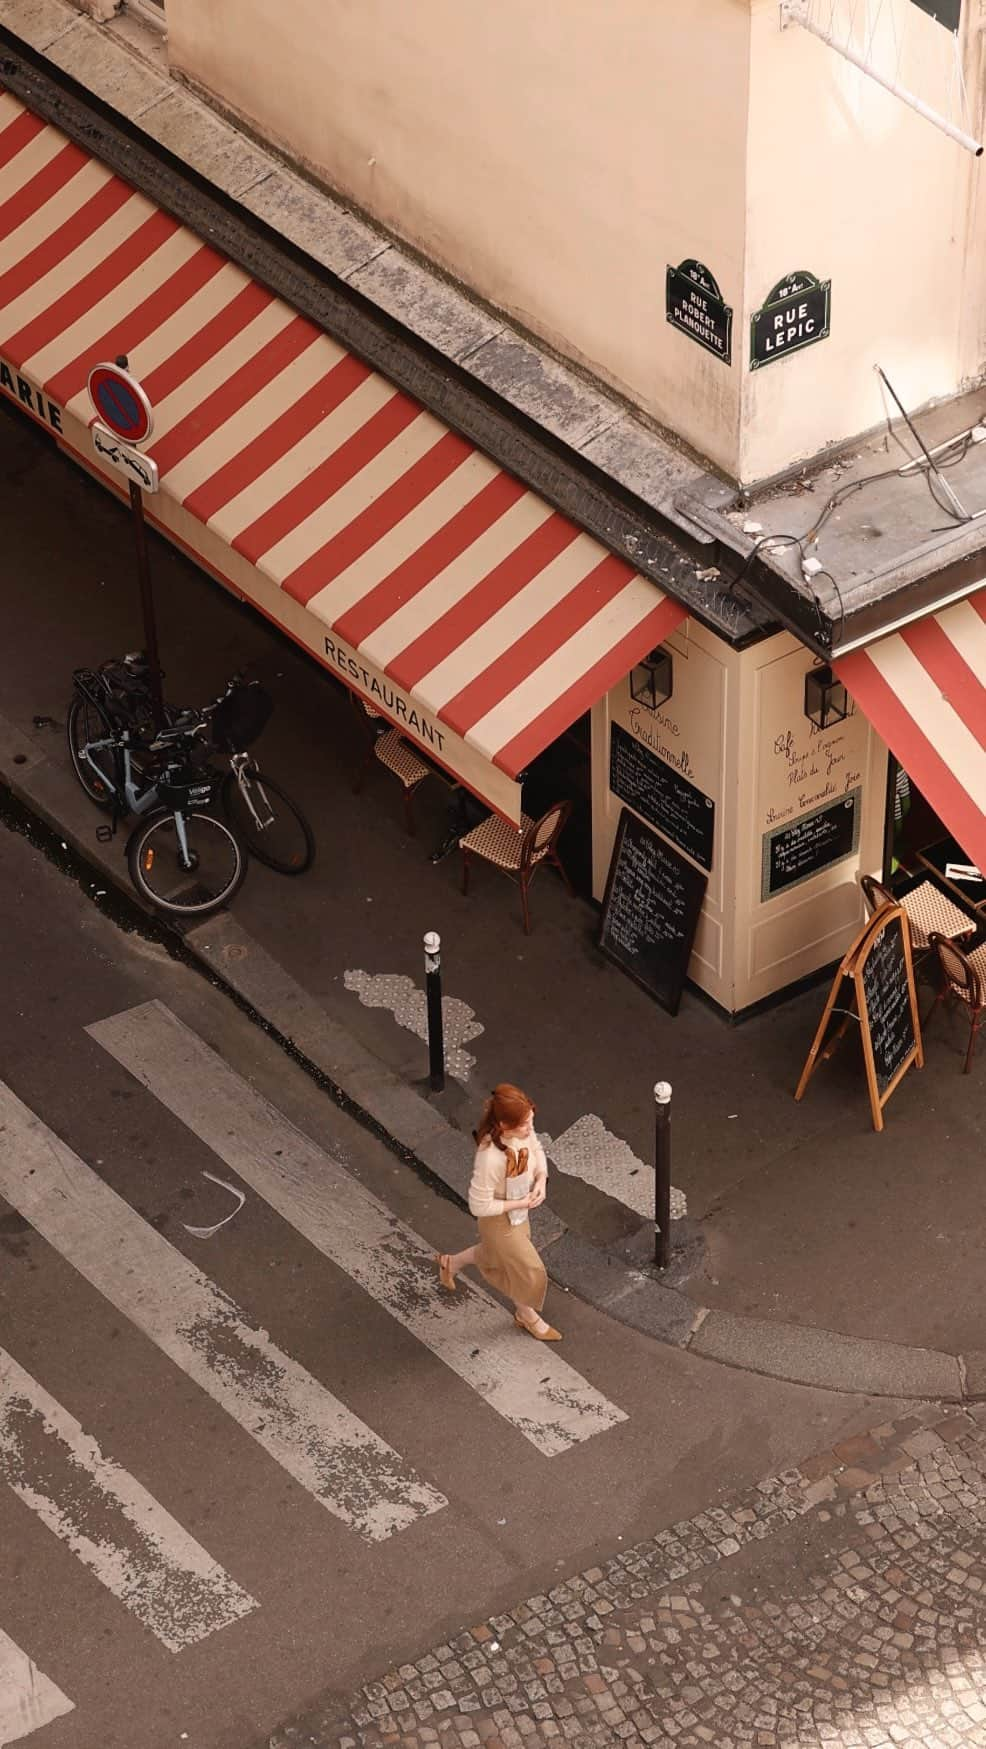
[3,403,985,1400]
[266,1404,986,1749]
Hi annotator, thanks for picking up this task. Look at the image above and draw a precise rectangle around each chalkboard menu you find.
[858,912,916,1097]
[610,723,715,872]
[599,808,707,1015]
[762,788,860,900]
[795,903,923,1132]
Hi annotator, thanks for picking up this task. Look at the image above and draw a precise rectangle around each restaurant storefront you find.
[1,84,983,1015]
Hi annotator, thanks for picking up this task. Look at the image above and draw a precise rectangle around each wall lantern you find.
[630,647,674,712]
[804,662,849,730]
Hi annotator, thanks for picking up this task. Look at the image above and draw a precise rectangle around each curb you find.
[0,718,973,1406]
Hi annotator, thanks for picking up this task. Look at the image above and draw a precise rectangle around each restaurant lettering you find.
[322,636,446,752]
[750,271,831,370]
[0,355,62,431]
[627,705,695,778]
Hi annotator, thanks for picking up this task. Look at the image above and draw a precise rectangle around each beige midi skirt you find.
[476,1213,547,1311]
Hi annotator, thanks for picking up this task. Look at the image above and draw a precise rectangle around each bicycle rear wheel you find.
[221,768,315,874]
[66,693,117,808]
[127,809,246,917]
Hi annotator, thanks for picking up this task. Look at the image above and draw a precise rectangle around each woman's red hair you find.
[474,1083,534,1149]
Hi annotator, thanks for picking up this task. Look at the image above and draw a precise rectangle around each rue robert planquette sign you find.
[666,259,733,364]
[750,270,831,370]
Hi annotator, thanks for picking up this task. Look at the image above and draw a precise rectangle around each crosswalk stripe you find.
[0,1628,74,1745]
[0,1347,257,1651]
[0,1083,447,1542]
[88,1001,628,1457]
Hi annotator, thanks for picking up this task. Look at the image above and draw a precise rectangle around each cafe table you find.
[916,837,986,914]
[893,864,986,953]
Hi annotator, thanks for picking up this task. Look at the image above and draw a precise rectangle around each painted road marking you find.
[89,1001,627,1457]
[343,970,482,1083]
[546,1116,687,1221]
[341,977,685,1216]
[0,1084,446,1542]
[0,1629,74,1745]
[0,1347,257,1651]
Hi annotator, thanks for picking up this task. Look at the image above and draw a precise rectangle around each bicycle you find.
[204,677,316,876]
[67,653,172,806]
[68,661,315,876]
[68,668,248,919]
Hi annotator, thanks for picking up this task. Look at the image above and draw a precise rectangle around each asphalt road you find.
[0,811,911,1749]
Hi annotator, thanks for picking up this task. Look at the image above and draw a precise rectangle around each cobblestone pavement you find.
[268,1405,986,1749]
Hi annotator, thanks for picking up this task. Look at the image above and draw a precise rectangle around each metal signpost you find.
[86,356,164,729]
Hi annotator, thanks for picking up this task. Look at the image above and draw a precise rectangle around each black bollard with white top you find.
[654,1080,672,1269]
[424,930,445,1092]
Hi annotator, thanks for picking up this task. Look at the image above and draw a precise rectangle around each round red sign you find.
[87,364,154,445]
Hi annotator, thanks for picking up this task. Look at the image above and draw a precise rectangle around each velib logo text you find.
[0,356,63,431]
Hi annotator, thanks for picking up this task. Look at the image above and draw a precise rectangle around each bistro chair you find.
[350,695,431,835]
[926,932,986,1074]
[860,870,977,963]
[459,801,573,934]
[860,873,895,915]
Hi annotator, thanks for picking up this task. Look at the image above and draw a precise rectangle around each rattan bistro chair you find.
[926,932,986,1074]
[860,873,895,916]
[459,801,573,934]
[351,695,431,835]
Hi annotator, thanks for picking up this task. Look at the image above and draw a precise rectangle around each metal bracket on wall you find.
[779,0,982,156]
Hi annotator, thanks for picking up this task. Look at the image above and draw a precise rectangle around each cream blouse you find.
[468,1132,548,1219]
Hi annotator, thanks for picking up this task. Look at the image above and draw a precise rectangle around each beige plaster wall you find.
[165,0,750,476]
[739,0,980,483]
[733,633,886,1010]
[592,626,887,1013]
[591,618,739,1011]
[166,0,984,485]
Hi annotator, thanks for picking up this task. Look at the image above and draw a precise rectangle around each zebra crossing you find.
[0,1000,626,1744]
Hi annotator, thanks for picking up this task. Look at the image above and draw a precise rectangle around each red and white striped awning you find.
[835,593,986,872]
[0,91,685,822]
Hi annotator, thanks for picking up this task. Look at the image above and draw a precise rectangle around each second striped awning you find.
[0,90,686,821]
[835,592,986,874]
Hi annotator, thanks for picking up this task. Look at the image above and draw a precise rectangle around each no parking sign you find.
[87,362,154,445]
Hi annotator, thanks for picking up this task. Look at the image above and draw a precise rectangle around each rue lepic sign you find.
[750,270,831,370]
[86,361,159,493]
[666,259,733,364]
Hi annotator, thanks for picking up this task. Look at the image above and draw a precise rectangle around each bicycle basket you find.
[210,682,273,752]
[156,764,218,810]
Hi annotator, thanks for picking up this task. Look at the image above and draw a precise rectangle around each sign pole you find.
[112,354,163,729]
[127,474,165,732]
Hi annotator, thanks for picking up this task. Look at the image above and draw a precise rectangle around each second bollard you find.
[654,1080,672,1269]
[424,930,445,1092]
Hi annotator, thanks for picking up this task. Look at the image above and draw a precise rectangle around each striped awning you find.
[835,593,986,872]
[0,91,686,822]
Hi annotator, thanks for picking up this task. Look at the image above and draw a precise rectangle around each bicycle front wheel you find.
[127,809,247,917]
[67,693,117,808]
[221,769,315,874]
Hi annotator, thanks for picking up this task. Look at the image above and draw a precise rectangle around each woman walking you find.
[435,1083,561,1341]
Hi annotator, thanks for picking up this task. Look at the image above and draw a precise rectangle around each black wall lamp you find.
[630,647,674,712]
[804,662,850,730]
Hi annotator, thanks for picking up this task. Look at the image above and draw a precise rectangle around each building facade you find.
[1,0,984,1014]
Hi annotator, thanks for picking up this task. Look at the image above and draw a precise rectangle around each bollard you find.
[654,1080,672,1269]
[424,930,445,1092]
